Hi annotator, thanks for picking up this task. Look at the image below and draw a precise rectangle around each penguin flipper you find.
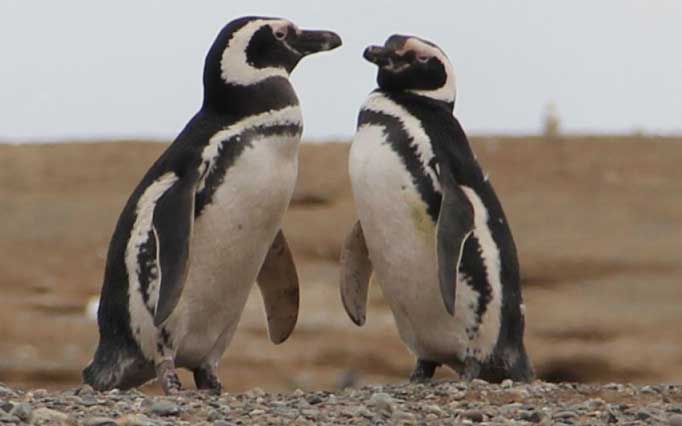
[435,169,474,316]
[340,221,373,326]
[153,175,196,327]
[257,230,300,344]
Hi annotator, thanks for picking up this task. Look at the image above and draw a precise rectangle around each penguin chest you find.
[349,125,481,363]
[173,135,299,365]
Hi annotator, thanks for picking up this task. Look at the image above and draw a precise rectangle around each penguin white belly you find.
[171,135,299,367]
[349,125,478,364]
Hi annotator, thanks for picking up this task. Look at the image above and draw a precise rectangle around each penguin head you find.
[364,35,456,105]
[205,16,342,89]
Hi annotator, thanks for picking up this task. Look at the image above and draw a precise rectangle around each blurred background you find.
[1,1,681,392]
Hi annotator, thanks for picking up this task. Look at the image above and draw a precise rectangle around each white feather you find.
[220,19,291,86]
[402,38,456,104]
[198,105,302,192]
[362,92,441,192]
[460,186,502,357]
[125,172,178,359]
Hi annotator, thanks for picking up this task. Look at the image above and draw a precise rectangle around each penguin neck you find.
[202,76,300,120]
[381,89,454,114]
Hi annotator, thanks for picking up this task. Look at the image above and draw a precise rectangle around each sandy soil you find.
[0,136,681,394]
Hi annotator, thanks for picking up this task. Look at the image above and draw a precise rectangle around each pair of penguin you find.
[83,16,533,394]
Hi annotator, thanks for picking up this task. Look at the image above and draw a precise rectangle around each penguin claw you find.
[409,359,440,383]
[461,356,482,382]
[193,366,223,395]
[156,360,182,395]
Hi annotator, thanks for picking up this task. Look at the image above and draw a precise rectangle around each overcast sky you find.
[1,1,681,142]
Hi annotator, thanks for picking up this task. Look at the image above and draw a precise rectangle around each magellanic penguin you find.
[83,16,341,394]
[340,35,533,383]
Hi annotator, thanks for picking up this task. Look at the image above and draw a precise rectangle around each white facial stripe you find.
[363,92,440,191]
[198,105,303,191]
[460,186,502,358]
[403,38,456,104]
[125,172,178,358]
[220,19,291,86]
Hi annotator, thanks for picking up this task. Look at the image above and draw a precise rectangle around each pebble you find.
[517,409,543,422]
[213,421,234,426]
[670,414,682,426]
[83,416,117,426]
[501,379,513,389]
[0,386,16,398]
[423,404,444,416]
[460,408,485,422]
[306,394,323,405]
[31,407,68,425]
[368,392,395,414]
[149,400,180,416]
[9,403,32,422]
[117,414,159,426]
[0,412,20,424]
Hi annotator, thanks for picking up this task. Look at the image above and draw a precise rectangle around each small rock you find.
[424,405,444,416]
[0,402,12,413]
[517,410,543,423]
[149,400,180,416]
[553,410,579,423]
[207,410,221,421]
[117,414,159,426]
[670,414,682,426]
[501,379,513,389]
[79,395,101,407]
[460,409,484,422]
[74,384,95,396]
[636,410,652,420]
[247,387,265,397]
[300,409,319,419]
[31,407,68,425]
[213,421,234,426]
[392,410,416,424]
[0,412,20,424]
[0,385,16,398]
[84,417,117,426]
[306,394,323,405]
[292,389,305,397]
[641,385,657,394]
[248,409,265,416]
[368,392,395,414]
[9,403,32,422]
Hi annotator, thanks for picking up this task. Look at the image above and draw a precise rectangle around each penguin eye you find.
[274,28,287,40]
[417,55,430,63]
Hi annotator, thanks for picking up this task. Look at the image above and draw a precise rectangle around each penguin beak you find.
[363,45,395,67]
[289,29,342,56]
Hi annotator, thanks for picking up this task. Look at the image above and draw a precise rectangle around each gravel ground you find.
[1,380,681,425]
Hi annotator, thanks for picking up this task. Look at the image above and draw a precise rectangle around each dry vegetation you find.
[1,136,681,394]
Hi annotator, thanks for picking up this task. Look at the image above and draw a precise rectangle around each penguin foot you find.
[156,360,182,395]
[409,359,440,383]
[461,356,482,382]
[193,365,223,395]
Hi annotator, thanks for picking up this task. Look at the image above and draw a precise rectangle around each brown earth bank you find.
[0,136,681,395]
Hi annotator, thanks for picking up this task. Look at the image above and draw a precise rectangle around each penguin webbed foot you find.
[409,359,440,383]
[193,365,223,395]
[156,360,182,395]
[460,356,482,382]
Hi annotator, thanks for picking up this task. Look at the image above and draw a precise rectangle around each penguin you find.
[340,35,533,383]
[83,16,341,394]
